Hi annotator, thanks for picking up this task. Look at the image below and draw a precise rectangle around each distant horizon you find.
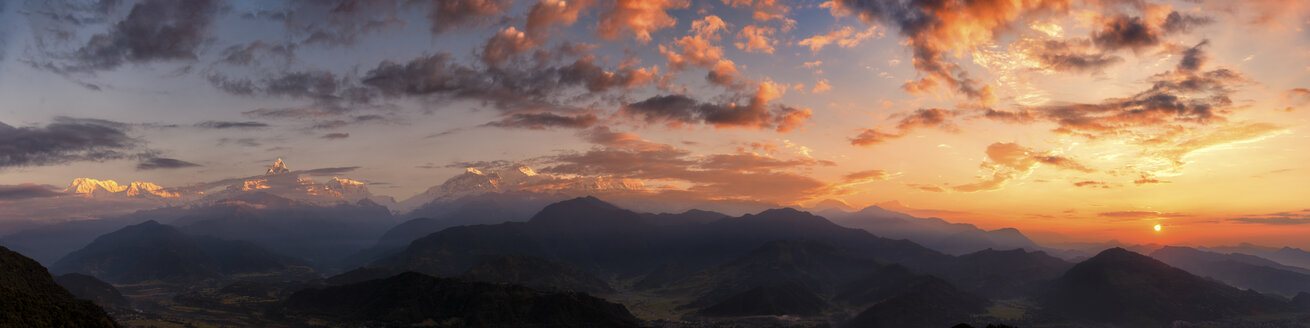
[3,0,1310,252]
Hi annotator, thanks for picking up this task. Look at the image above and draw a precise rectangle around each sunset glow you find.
[1,0,1309,248]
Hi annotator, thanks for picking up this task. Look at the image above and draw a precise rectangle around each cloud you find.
[321,132,350,140]
[526,0,596,41]
[849,108,956,146]
[621,81,811,133]
[136,157,201,170]
[480,27,536,66]
[915,142,1093,192]
[0,117,140,168]
[484,112,599,130]
[828,0,1063,102]
[798,25,878,53]
[812,79,832,93]
[735,25,776,54]
[843,169,891,182]
[541,131,833,203]
[71,0,220,71]
[1099,210,1185,218]
[1228,213,1310,225]
[578,126,675,151]
[1091,15,1161,52]
[1160,11,1213,34]
[429,0,513,34]
[1073,180,1108,188]
[1019,39,1123,73]
[194,121,270,129]
[658,15,743,88]
[597,0,690,43]
[0,184,65,201]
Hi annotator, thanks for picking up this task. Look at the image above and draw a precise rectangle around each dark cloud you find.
[0,184,65,201]
[0,117,139,168]
[990,40,1244,141]
[1023,39,1123,73]
[217,40,296,66]
[72,0,219,71]
[194,121,269,129]
[321,132,350,139]
[1161,11,1213,34]
[484,112,598,130]
[850,108,956,146]
[136,157,200,170]
[297,166,361,176]
[1091,15,1160,52]
[309,114,390,130]
[428,0,512,34]
[621,88,811,133]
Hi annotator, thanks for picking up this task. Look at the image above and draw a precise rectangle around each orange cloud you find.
[798,26,878,53]
[735,25,777,53]
[597,0,690,43]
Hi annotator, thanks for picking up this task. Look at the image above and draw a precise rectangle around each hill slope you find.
[0,246,119,328]
[275,272,640,327]
[1040,247,1287,325]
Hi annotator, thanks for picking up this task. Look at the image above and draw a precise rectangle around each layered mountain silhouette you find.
[655,240,879,310]
[1205,243,1310,272]
[1150,245,1310,296]
[459,254,615,295]
[823,205,1040,255]
[0,246,119,327]
[939,248,1072,298]
[842,276,988,328]
[50,220,311,284]
[53,273,129,310]
[375,197,951,285]
[698,281,830,317]
[1039,247,1288,325]
[274,272,640,327]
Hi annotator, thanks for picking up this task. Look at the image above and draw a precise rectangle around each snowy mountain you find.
[395,165,645,213]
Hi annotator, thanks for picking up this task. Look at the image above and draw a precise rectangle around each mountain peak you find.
[267,158,290,175]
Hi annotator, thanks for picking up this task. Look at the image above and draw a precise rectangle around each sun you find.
[1154,224,1162,232]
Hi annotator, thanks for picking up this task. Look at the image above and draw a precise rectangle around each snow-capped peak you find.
[65,178,126,196]
[266,158,291,175]
[64,178,184,199]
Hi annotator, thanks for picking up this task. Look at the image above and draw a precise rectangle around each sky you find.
[1,0,1309,247]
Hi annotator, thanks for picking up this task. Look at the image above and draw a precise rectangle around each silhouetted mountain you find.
[826,206,1040,255]
[54,273,129,310]
[274,272,640,327]
[0,246,119,328]
[1039,247,1288,325]
[842,276,987,328]
[699,281,830,317]
[173,193,396,270]
[461,254,615,294]
[639,209,728,226]
[324,267,406,286]
[834,264,928,306]
[376,198,952,285]
[940,248,1072,298]
[353,192,565,263]
[0,216,144,265]
[659,240,878,309]
[1293,292,1310,310]
[49,221,310,284]
[1150,246,1310,296]
[1205,243,1310,272]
